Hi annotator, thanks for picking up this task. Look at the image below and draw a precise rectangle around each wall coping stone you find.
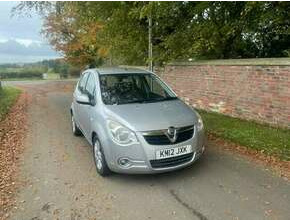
[168,58,290,66]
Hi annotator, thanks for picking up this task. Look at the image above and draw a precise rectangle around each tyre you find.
[71,113,82,136]
[93,136,111,176]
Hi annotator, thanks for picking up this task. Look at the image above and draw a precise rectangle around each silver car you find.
[71,68,205,176]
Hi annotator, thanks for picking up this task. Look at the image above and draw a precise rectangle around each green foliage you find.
[151,1,290,61]
[0,87,21,121]
[67,66,81,77]
[0,59,81,79]
[14,1,290,66]
[0,67,44,79]
[42,59,69,78]
[41,59,81,77]
[198,109,290,161]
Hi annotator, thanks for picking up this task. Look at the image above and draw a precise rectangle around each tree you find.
[42,2,106,68]
[14,1,290,67]
[13,2,105,68]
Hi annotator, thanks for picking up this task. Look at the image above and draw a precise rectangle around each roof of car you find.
[91,67,151,75]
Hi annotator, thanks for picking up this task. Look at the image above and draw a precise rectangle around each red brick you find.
[162,65,290,128]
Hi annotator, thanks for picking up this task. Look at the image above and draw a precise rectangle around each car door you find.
[81,72,97,138]
[73,71,90,132]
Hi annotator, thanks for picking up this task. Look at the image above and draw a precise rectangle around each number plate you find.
[156,145,192,160]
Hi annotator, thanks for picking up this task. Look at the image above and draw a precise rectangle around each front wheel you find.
[93,136,111,176]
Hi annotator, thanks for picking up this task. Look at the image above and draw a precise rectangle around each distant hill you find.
[0,39,60,63]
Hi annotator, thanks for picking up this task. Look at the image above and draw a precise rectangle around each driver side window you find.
[85,73,96,97]
[78,72,89,93]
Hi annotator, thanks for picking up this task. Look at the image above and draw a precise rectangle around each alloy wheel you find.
[71,115,76,133]
[94,140,103,171]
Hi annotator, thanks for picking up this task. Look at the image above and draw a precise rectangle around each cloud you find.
[0,2,60,63]
[0,39,58,56]
[0,1,43,41]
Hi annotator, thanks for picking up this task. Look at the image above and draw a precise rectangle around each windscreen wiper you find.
[121,97,178,104]
[146,97,178,102]
[163,97,178,100]
[121,99,147,104]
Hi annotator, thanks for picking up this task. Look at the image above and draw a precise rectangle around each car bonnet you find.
[103,99,197,132]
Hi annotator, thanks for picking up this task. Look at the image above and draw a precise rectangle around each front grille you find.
[143,126,194,145]
[150,153,194,168]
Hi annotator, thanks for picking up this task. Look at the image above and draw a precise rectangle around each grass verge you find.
[0,86,21,121]
[198,109,290,161]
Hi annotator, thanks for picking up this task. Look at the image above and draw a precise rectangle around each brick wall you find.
[162,64,290,128]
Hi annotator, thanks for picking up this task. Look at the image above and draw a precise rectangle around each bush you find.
[0,67,45,79]
[0,70,43,79]
[68,66,81,77]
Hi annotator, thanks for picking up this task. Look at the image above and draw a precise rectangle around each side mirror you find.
[76,94,91,105]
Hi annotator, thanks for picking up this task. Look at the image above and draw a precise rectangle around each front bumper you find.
[102,128,205,174]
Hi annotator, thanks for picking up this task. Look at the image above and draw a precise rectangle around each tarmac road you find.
[6,80,290,220]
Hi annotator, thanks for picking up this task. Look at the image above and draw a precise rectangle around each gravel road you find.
[6,80,290,220]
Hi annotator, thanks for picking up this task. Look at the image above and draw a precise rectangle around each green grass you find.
[46,73,60,80]
[198,109,290,161]
[0,86,21,121]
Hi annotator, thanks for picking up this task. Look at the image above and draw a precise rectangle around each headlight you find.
[107,120,138,146]
[196,112,204,131]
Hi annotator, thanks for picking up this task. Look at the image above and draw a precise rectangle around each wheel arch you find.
[92,131,98,144]
[91,128,113,170]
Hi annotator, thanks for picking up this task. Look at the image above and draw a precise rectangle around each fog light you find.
[118,158,131,167]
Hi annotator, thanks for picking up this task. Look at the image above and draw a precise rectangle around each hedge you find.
[0,71,43,79]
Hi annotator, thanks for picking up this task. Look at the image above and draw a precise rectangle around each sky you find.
[0,1,59,63]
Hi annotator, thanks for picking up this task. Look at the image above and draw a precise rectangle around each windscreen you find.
[100,73,177,105]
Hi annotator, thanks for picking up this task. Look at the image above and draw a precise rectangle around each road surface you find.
[5,80,290,220]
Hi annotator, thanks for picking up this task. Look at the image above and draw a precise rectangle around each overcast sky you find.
[0,1,59,63]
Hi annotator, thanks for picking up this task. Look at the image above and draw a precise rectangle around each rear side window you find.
[78,72,89,93]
